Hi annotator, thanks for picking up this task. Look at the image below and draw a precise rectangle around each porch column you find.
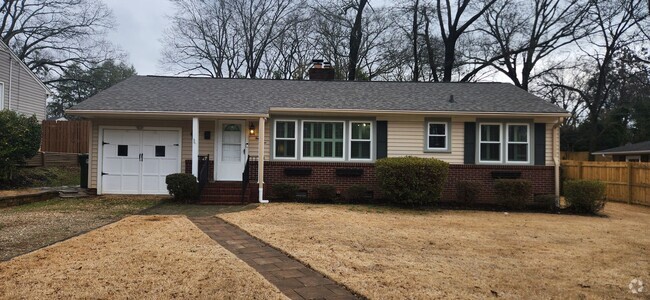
[192,117,199,179]
[258,117,269,203]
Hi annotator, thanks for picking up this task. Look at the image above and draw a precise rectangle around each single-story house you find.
[592,141,650,162]
[67,65,568,204]
[0,41,51,120]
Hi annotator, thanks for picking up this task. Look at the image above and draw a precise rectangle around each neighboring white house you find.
[0,41,50,120]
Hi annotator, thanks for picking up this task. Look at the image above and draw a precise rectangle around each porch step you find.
[199,181,256,205]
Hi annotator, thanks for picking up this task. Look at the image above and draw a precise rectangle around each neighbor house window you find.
[506,124,529,163]
[350,122,372,159]
[302,121,344,159]
[479,124,502,162]
[427,122,448,150]
[274,120,296,158]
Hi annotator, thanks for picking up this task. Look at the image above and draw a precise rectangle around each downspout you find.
[553,117,564,207]
[258,117,269,203]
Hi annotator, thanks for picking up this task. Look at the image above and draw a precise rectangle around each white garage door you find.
[102,129,180,194]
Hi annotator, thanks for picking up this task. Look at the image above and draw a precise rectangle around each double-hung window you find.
[274,121,296,158]
[427,122,448,150]
[506,124,529,163]
[350,122,372,159]
[479,124,502,162]
[302,121,344,159]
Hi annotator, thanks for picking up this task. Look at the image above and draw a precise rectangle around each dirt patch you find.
[0,215,286,299]
[0,195,163,260]
[221,202,650,299]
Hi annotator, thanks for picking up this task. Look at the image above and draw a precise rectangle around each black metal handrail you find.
[198,155,210,194]
[241,155,250,202]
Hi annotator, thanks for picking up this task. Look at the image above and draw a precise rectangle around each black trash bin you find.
[78,154,89,188]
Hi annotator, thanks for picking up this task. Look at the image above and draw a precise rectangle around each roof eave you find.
[67,109,269,119]
[268,107,570,117]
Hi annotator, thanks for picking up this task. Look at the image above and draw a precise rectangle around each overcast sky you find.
[105,0,175,75]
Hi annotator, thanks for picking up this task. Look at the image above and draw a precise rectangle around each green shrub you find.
[457,181,482,203]
[271,183,300,201]
[564,180,606,214]
[376,156,449,206]
[344,185,372,203]
[0,110,41,180]
[165,173,198,202]
[533,194,557,211]
[313,184,337,202]
[494,179,532,210]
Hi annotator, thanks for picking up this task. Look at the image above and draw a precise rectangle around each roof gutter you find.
[268,107,571,117]
[67,109,269,119]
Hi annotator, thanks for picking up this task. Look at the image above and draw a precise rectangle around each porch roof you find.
[68,75,568,116]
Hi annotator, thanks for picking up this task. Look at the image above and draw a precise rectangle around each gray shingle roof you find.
[69,75,567,115]
[593,141,650,154]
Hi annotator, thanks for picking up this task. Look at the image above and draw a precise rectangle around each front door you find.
[216,121,246,181]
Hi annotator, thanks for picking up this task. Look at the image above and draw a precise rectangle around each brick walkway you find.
[191,217,360,300]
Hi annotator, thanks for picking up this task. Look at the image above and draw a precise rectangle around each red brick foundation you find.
[250,161,554,203]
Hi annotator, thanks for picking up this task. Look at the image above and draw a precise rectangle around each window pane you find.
[324,141,333,157]
[335,142,343,157]
[313,141,322,156]
[508,125,527,142]
[286,122,295,138]
[351,141,371,159]
[314,123,322,138]
[302,141,311,157]
[352,122,371,140]
[324,123,333,138]
[508,144,528,161]
[335,123,343,139]
[480,143,500,161]
[155,146,165,157]
[275,140,295,157]
[481,125,500,142]
[303,123,311,138]
[428,136,446,149]
[429,123,446,135]
[117,145,128,157]
[276,122,286,138]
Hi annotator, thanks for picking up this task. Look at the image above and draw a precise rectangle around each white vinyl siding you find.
[0,82,4,110]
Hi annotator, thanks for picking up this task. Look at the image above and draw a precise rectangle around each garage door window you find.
[155,145,166,157]
[117,145,128,156]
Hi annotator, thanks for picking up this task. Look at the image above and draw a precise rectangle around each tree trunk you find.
[412,0,419,82]
[348,0,368,81]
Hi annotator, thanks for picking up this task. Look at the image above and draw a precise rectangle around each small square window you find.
[155,146,166,157]
[117,145,128,157]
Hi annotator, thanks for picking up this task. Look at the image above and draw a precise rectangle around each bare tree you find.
[474,0,591,90]
[551,0,648,152]
[345,0,369,80]
[1,0,117,83]
[435,0,497,82]
[161,0,306,78]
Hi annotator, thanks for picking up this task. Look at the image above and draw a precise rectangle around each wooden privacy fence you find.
[41,120,90,153]
[562,160,650,206]
[23,152,80,167]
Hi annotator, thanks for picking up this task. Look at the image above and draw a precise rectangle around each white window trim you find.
[426,122,449,151]
[300,120,347,162]
[505,123,531,164]
[626,155,641,162]
[349,121,373,161]
[478,123,503,163]
[272,119,298,159]
[0,82,4,110]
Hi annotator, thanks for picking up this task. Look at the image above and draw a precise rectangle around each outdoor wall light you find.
[249,122,256,136]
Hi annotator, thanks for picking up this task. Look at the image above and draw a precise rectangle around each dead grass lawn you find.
[221,202,650,299]
[0,195,163,260]
[0,215,286,299]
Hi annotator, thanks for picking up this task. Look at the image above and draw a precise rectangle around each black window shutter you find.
[534,123,546,165]
[464,122,476,164]
[376,121,388,159]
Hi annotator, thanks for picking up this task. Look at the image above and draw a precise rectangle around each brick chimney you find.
[308,59,335,81]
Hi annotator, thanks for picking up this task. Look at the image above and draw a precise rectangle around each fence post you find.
[578,161,583,179]
[627,163,633,204]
